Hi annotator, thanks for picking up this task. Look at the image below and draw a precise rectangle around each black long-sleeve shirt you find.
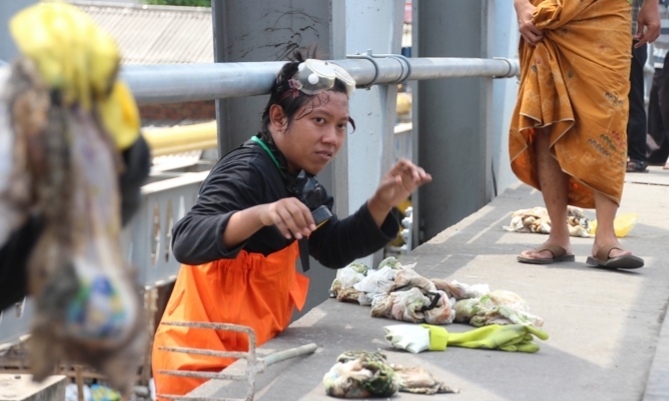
[171,137,399,268]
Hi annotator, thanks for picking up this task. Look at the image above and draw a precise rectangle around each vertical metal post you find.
[212,0,332,156]
[415,0,495,241]
[341,0,405,268]
[330,1,349,219]
[491,0,522,194]
[210,0,338,320]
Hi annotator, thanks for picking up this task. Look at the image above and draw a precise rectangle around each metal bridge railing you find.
[122,55,518,104]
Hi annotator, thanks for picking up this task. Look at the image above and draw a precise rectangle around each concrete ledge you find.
[181,176,669,401]
[642,305,669,401]
[0,375,67,401]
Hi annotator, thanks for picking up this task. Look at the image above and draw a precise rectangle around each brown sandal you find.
[586,246,644,269]
[517,244,575,265]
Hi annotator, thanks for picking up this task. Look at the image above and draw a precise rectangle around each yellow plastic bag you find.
[588,213,638,237]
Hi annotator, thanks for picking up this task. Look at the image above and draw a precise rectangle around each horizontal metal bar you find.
[160,321,256,335]
[158,369,246,381]
[158,346,249,360]
[120,61,286,104]
[143,121,218,157]
[261,343,317,367]
[159,395,245,401]
[0,56,518,105]
[120,57,519,105]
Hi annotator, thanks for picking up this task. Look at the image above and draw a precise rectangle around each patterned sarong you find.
[509,0,633,208]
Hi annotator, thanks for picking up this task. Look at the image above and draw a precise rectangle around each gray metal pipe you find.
[118,61,287,105]
[0,56,519,104]
[120,56,519,105]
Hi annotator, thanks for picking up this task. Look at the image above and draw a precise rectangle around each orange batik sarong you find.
[509,0,633,208]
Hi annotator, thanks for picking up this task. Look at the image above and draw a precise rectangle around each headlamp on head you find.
[288,59,356,98]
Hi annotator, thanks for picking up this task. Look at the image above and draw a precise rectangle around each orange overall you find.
[151,242,308,399]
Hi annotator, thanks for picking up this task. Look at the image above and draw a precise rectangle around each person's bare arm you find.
[367,159,432,227]
[636,0,661,47]
[514,0,544,46]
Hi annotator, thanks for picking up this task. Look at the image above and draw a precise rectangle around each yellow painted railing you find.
[142,121,218,157]
[142,94,411,157]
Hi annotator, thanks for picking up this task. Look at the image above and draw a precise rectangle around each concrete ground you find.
[185,166,669,401]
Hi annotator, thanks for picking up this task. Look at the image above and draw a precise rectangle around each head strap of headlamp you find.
[281,59,356,100]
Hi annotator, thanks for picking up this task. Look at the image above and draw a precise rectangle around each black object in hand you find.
[311,205,332,229]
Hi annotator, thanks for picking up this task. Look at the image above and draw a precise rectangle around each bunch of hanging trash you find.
[0,2,145,397]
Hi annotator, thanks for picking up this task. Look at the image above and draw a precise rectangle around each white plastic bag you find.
[384,324,430,353]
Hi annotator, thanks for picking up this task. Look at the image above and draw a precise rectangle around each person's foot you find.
[592,244,631,259]
[626,159,648,173]
[588,244,644,269]
[518,243,574,264]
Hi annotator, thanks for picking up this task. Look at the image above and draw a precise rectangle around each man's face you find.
[272,91,350,175]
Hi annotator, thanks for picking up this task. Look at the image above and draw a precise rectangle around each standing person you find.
[647,0,669,168]
[151,52,432,398]
[627,0,651,173]
[510,0,659,268]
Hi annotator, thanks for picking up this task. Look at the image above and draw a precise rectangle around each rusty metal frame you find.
[156,321,317,401]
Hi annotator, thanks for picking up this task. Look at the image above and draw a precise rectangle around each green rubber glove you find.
[424,324,549,353]
[420,324,449,351]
